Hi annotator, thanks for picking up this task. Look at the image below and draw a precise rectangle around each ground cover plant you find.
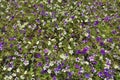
[0,0,120,80]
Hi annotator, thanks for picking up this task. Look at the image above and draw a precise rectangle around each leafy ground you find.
[0,0,120,80]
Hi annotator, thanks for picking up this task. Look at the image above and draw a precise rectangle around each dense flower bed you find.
[0,0,120,80]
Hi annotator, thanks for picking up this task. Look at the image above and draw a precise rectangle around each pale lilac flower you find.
[23,60,29,66]
[44,48,49,53]
[0,42,3,51]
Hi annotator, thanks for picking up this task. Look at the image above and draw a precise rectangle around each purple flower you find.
[36,19,40,24]
[96,36,102,42]
[76,50,81,54]
[52,76,57,80]
[75,64,80,69]
[33,4,38,9]
[99,42,104,46]
[54,67,61,74]
[104,16,111,22]
[0,42,3,51]
[77,1,82,6]
[107,38,113,43]
[38,29,42,33]
[41,69,47,74]
[40,10,45,16]
[64,21,67,25]
[71,16,75,19]
[44,48,49,53]
[45,56,49,61]
[8,62,14,68]
[57,64,62,70]
[68,72,73,77]
[85,73,90,78]
[103,69,113,79]
[82,39,88,43]
[100,48,106,55]
[54,45,58,50]
[106,58,111,66]
[35,53,41,58]
[37,62,42,67]
[98,71,104,78]
[52,12,56,18]
[118,26,120,30]
[92,61,97,65]
[98,2,103,6]
[48,0,51,4]
[10,16,14,20]
[64,12,68,16]
[81,46,89,54]
[19,48,22,52]
[94,20,99,26]
[9,37,16,41]
[40,3,44,8]
[111,30,117,34]
[88,55,95,61]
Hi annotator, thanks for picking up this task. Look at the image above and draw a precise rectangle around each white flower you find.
[69,38,73,41]
[88,78,92,80]
[52,18,57,22]
[85,33,89,37]
[58,0,62,3]
[47,69,51,74]
[19,22,28,29]
[116,46,119,49]
[60,54,68,60]
[82,61,89,65]
[43,64,49,70]
[24,71,27,74]
[59,37,64,41]
[16,68,20,72]
[49,61,54,66]
[3,66,6,70]
[91,36,95,39]
[9,76,12,79]
[102,34,105,38]
[68,45,71,49]
[4,75,9,80]
[28,41,31,44]
[8,67,12,71]
[51,39,56,42]
[24,60,29,66]
[104,64,110,69]
[23,40,26,44]
[68,18,72,22]
[104,78,114,80]
[70,28,73,32]
[20,75,25,79]
[12,73,16,77]
[36,41,39,44]
[85,19,88,22]
[48,50,51,55]
[58,42,62,47]
[114,65,119,69]
[48,41,51,45]
[110,43,115,49]
[76,57,80,62]
[63,31,67,35]
[69,50,73,55]
[99,56,103,60]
